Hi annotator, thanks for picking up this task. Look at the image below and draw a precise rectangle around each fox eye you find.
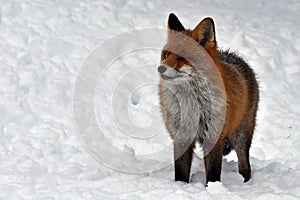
[163,52,169,60]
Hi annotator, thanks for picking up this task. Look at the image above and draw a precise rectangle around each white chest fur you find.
[159,70,226,154]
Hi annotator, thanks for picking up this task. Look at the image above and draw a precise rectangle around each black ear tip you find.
[168,13,178,21]
[168,13,185,31]
[204,17,214,21]
[169,13,176,18]
[203,17,215,25]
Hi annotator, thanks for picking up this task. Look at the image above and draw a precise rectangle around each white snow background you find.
[1,0,300,199]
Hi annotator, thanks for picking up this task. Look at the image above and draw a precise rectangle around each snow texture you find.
[0,0,300,199]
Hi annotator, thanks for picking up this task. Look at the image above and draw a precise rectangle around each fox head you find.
[158,13,218,83]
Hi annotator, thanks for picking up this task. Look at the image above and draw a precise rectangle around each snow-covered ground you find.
[1,0,300,199]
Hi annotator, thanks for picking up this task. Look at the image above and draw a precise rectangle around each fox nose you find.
[158,65,167,74]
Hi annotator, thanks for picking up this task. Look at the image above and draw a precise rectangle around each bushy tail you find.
[223,138,233,156]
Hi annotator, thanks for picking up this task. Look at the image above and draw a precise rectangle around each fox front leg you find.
[204,142,223,185]
[173,141,195,183]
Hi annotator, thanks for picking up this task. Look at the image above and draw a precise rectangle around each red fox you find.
[158,13,259,184]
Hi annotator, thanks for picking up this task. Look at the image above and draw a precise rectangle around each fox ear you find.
[168,13,185,31]
[192,18,216,46]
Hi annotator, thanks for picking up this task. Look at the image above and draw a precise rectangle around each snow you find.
[0,0,300,199]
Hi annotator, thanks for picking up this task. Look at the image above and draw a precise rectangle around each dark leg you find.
[174,141,195,183]
[229,130,253,182]
[204,142,223,184]
[237,147,251,182]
